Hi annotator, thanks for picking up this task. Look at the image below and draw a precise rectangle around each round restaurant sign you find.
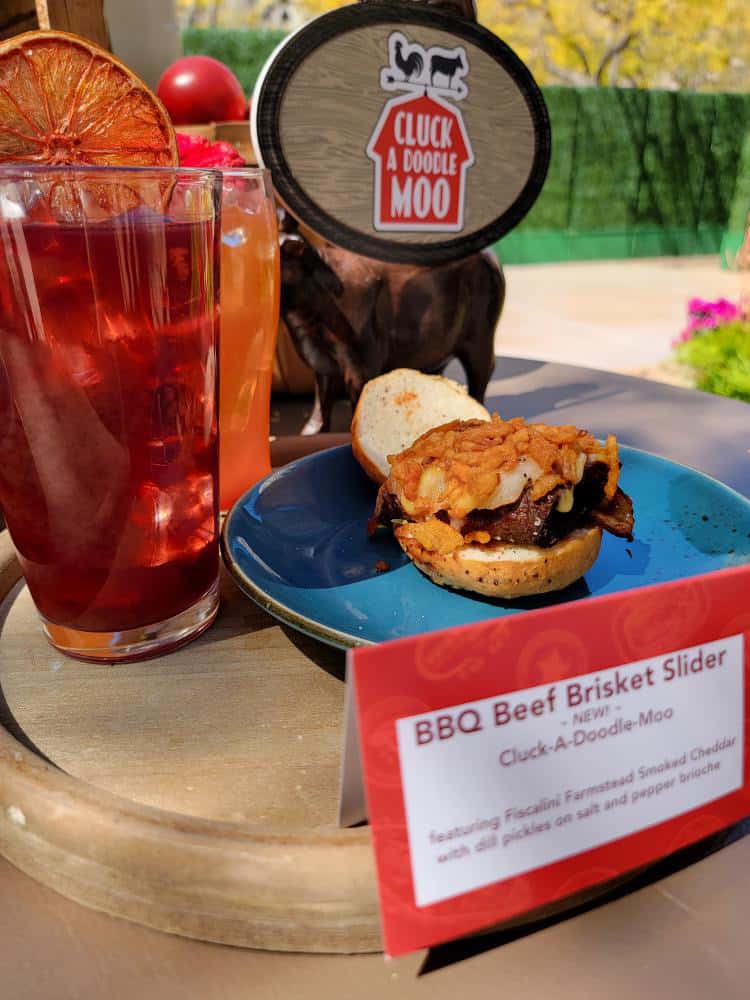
[252,2,551,264]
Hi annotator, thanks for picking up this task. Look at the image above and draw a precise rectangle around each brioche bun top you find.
[351,369,490,485]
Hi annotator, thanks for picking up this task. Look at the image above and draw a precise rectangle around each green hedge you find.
[182,27,286,96]
[721,128,750,266]
[500,87,750,264]
[183,28,750,265]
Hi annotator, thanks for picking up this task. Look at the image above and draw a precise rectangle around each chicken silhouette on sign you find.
[392,37,423,81]
[367,31,474,232]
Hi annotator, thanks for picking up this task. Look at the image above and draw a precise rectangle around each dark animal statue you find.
[278,0,504,434]
[279,214,504,434]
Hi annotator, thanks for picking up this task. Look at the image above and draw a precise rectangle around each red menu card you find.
[342,564,750,956]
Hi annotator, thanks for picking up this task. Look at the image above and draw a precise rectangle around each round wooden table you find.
[1,358,749,999]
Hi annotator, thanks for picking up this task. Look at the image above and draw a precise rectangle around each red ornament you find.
[157,56,247,125]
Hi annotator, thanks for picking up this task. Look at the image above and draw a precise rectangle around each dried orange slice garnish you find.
[0,30,177,167]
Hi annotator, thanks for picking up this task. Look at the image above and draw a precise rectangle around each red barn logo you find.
[366,32,474,233]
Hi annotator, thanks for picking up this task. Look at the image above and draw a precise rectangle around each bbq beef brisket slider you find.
[366,413,635,598]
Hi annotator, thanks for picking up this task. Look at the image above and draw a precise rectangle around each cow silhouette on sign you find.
[430,51,466,88]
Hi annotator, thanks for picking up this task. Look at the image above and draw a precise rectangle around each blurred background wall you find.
[105,0,181,87]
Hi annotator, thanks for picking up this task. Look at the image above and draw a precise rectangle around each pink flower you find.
[176,132,245,168]
[675,297,739,346]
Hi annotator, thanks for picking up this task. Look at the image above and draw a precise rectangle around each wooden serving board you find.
[0,529,381,953]
[0,438,743,954]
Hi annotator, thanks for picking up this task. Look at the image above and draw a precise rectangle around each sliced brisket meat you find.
[569,461,608,509]
[371,460,634,545]
[463,461,614,548]
[462,488,562,547]
[590,488,634,539]
[368,485,398,536]
[376,488,404,525]
[545,460,607,543]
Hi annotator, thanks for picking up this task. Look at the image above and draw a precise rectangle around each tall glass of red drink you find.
[0,166,222,661]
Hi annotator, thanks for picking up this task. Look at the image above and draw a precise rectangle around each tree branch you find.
[541,50,596,87]
[566,37,593,76]
[596,31,638,84]
[592,0,636,27]
[541,7,594,77]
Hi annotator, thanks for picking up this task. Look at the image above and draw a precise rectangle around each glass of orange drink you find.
[219,169,280,511]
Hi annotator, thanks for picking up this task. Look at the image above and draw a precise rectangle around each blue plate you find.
[222,445,750,649]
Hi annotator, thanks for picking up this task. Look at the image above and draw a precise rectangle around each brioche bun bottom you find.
[395,526,603,598]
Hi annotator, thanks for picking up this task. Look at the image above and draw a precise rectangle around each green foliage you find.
[182,28,287,96]
[523,87,750,235]
[676,323,750,403]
